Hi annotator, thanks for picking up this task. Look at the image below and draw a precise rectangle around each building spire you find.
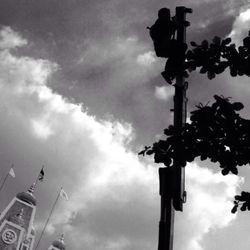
[28,183,36,194]
[16,183,37,206]
[59,233,65,243]
[47,233,66,250]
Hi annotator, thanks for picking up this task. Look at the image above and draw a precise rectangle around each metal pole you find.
[158,6,192,250]
[0,172,9,195]
[35,187,62,250]
[158,167,175,250]
[173,7,188,212]
[173,5,192,212]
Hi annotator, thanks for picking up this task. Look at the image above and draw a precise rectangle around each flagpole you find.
[35,187,62,250]
[0,172,9,195]
[34,165,44,187]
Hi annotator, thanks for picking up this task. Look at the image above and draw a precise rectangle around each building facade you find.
[0,184,36,249]
[0,184,66,250]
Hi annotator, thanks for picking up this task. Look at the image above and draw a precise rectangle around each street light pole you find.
[158,6,192,250]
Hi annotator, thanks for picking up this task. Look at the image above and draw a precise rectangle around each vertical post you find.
[0,172,9,195]
[158,6,192,250]
[158,167,174,250]
[173,6,192,212]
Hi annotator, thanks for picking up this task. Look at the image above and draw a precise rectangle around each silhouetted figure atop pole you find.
[149,8,176,58]
[148,7,188,84]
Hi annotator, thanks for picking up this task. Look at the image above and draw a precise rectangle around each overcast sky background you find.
[1,0,250,249]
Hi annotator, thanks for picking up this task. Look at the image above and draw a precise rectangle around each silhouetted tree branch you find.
[188,32,250,76]
[139,94,250,213]
[140,95,248,173]
[160,31,250,83]
[232,191,250,213]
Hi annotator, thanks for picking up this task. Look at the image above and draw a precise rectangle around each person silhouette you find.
[149,8,176,58]
[149,8,187,84]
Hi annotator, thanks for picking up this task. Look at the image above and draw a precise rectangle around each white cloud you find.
[31,119,54,140]
[228,7,250,45]
[0,27,243,250]
[175,162,243,250]
[0,26,27,49]
[136,51,156,66]
[154,85,174,101]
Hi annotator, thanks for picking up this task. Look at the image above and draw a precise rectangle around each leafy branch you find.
[163,31,250,82]
[232,192,250,213]
[140,95,250,212]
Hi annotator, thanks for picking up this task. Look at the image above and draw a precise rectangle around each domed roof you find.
[16,184,37,206]
[52,241,66,250]
[52,234,66,250]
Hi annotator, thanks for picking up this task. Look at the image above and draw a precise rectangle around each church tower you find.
[0,183,37,250]
[48,234,66,250]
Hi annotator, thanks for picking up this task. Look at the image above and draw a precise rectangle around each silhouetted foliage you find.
[155,31,250,84]
[139,95,250,213]
[232,192,250,213]
[140,95,248,173]
[186,33,250,79]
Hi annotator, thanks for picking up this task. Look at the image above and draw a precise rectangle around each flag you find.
[8,167,15,178]
[38,167,44,182]
[60,188,69,201]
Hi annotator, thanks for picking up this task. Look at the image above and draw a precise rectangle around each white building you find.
[0,184,66,250]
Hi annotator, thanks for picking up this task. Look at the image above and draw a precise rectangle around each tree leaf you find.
[190,41,198,47]
[222,37,231,46]
[231,204,238,213]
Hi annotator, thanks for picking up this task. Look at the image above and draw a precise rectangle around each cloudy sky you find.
[1,0,250,249]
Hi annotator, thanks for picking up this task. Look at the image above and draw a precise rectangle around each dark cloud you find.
[0,0,245,148]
